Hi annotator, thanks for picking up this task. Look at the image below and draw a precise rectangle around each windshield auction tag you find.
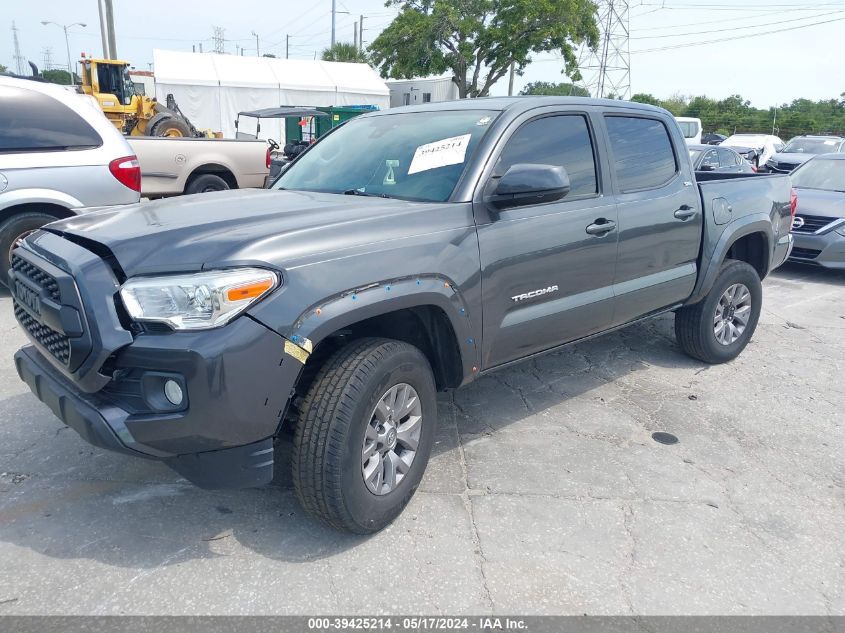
[408,134,472,175]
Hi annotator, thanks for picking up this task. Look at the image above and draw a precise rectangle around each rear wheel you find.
[291,338,437,533]
[184,173,230,195]
[0,212,59,288]
[675,259,762,364]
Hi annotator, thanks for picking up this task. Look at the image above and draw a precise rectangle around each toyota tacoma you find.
[10,98,795,533]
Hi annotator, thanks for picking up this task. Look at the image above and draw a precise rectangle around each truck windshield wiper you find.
[343,189,391,198]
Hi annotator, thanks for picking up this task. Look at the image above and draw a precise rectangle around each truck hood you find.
[45,189,441,276]
[794,188,845,219]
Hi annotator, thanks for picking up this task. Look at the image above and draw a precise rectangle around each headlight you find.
[120,268,279,330]
[835,221,845,237]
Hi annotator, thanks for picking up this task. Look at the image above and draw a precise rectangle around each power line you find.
[631,8,845,39]
[633,4,845,31]
[632,13,845,53]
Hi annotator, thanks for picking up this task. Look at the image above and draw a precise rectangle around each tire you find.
[184,173,230,195]
[150,116,191,138]
[0,212,59,288]
[292,337,438,534]
[675,259,763,364]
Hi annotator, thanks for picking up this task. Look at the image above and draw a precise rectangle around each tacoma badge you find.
[511,285,559,303]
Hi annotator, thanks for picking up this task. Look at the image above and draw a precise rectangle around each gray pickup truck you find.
[10,98,794,533]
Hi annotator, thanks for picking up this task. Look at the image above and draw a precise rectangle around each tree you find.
[369,0,600,99]
[520,81,589,97]
[321,42,369,63]
[0,63,7,74]
[42,69,79,85]
[630,93,660,106]
[262,53,277,58]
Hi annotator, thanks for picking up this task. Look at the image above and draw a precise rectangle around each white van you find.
[675,117,702,145]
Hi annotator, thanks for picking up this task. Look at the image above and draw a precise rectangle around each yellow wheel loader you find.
[79,57,203,137]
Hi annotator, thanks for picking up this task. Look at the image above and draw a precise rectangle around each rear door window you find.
[496,114,598,197]
[605,116,678,192]
[0,85,102,153]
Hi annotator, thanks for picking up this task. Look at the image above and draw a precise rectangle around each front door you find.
[475,111,619,369]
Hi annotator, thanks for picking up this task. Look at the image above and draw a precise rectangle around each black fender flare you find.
[285,274,480,382]
[687,215,773,305]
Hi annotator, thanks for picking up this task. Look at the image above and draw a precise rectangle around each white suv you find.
[0,76,141,284]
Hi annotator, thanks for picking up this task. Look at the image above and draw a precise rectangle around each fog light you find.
[164,380,184,406]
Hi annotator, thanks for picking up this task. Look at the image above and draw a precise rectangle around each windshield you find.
[791,159,845,192]
[782,138,842,154]
[274,110,498,202]
[678,121,699,138]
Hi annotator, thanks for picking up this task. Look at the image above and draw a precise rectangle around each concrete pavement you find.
[0,263,843,615]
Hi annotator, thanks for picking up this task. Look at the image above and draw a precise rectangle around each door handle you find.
[674,205,697,221]
[585,219,617,236]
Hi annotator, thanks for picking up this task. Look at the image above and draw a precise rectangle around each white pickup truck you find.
[127,137,270,197]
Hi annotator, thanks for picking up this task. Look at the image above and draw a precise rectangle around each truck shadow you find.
[0,311,705,570]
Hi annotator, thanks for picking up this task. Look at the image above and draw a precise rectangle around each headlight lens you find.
[835,221,845,237]
[120,268,279,330]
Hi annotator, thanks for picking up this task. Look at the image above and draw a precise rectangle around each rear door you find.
[475,108,619,368]
[602,113,702,327]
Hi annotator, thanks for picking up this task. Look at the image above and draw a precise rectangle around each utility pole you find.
[286,35,290,59]
[772,107,778,135]
[576,0,630,99]
[104,0,117,59]
[359,15,364,51]
[96,0,110,58]
[199,42,203,53]
[508,62,515,96]
[251,31,259,56]
[331,0,337,47]
[353,22,358,49]
[12,22,25,75]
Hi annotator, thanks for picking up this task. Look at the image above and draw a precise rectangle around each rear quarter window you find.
[0,85,102,153]
[605,116,678,192]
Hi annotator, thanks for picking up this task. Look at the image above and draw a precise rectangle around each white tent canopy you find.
[153,49,390,138]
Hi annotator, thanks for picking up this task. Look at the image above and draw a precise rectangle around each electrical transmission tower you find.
[12,21,26,75]
[42,47,55,71]
[577,0,630,99]
[212,26,226,54]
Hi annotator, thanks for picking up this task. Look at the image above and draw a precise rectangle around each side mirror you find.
[487,164,571,210]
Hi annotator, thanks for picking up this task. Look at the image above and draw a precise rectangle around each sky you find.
[4,0,845,108]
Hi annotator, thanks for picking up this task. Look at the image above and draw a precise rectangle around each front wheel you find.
[292,338,437,533]
[675,259,763,364]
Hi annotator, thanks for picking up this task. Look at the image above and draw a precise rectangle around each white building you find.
[152,49,391,138]
[387,74,459,108]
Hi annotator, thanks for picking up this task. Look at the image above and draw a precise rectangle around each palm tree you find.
[321,42,368,64]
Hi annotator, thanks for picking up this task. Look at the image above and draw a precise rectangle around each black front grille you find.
[776,162,798,172]
[792,215,837,234]
[14,303,70,364]
[11,253,72,366]
[11,255,60,301]
[790,247,822,260]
